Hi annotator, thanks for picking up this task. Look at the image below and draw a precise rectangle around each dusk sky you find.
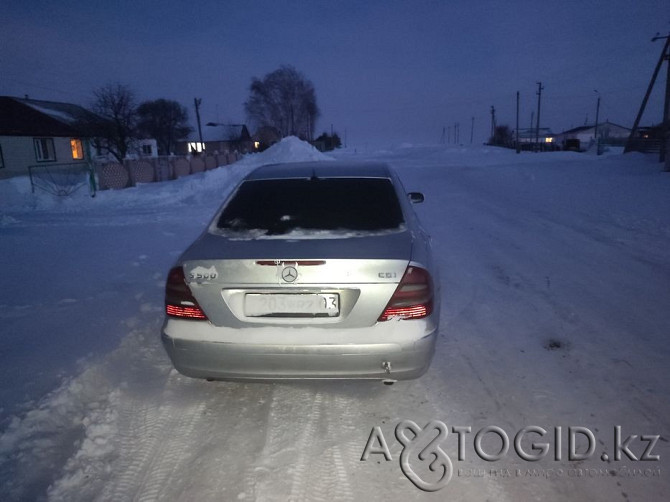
[2,0,668,147]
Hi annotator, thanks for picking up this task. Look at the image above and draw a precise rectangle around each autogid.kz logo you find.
[360,421,662,492]
[361,420,452,492]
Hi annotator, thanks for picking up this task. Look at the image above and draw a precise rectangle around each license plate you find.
[245,293,340,317]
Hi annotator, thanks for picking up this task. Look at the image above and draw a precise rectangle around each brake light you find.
[378,266,433,321]
[165,266,208,320]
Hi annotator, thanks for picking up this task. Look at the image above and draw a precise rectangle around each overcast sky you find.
[2,0,668,147]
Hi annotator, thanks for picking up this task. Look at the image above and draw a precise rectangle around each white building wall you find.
[0,135,88,179]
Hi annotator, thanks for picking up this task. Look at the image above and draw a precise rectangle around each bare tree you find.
[136,99,192,155]
[244,65,319,140]
[489,125,514,147]
[90,83,137,162]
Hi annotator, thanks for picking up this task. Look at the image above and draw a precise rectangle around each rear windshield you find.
[216,178,404,235]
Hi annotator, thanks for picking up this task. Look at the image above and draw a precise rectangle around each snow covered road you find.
[1,140,669,501]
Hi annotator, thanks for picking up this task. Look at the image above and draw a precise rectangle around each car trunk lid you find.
[178,230,413,327]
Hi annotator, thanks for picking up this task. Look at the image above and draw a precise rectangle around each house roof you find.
[559,120,630,135]
[187,124,250,142]
[514,127,554,139]
[0,96,99,137]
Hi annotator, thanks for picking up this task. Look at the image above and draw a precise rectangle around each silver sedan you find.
[161,161,440,383]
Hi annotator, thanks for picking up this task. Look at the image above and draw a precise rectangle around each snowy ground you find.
[1,138,669,501]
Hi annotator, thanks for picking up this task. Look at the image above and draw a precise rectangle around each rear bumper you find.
[161,319,437,381]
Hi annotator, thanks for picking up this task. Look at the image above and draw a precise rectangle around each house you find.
[557,121,630,151]
[252,126,281,151]
[512,127,558,151]
[0,96,100,179]
[175,124,253,155]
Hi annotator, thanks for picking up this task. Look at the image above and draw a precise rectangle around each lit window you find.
[188,142,205,153]
[70,139,84,160]
[254,141,260,149]
[34,138,56,162]
[545,137,554,143]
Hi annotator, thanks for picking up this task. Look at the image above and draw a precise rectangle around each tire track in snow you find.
[244,385,310,501]
[304,393,356,502]
[99,370,202,502]
[243,385,358,502]
[134,399,206,501]
[287,390,323,502]
[104,394,166,502]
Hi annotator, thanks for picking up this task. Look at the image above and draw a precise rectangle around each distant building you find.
[625,123,665,154]
[513,127,557,151]
[94,138,159,162]
[557,121,630,151]
[0,96,100,179]
[175,124,253,155]
[136,138,158,158]
[252,126,281,152]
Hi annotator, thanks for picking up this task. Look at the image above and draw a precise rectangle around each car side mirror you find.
[408,192,424,204]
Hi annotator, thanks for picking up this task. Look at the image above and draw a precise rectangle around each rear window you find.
[216,178,404,236]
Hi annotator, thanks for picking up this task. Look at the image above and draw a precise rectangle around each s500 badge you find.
[188,265,218,281]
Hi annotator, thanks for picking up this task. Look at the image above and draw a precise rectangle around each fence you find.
[96,152,242,190]
[624,138,662,154]
[28,162,96,196]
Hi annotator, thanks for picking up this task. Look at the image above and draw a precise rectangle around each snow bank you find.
[238,135,334,166]
[0,137,333,213]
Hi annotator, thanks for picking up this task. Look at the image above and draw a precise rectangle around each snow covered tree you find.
[136,99,192,155]
[244,65,319,140]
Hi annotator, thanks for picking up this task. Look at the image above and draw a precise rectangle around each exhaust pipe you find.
[381,361,396,384]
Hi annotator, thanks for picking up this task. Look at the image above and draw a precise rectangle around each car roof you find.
[244,161,393,181]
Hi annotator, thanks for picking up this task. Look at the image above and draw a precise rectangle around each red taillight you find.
[165,266,208,320]
[378,266,433,321]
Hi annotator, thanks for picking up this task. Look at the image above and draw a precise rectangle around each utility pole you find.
[455,122,460,144]
[194,98,203,149]
[516,91,521,153]
[660,34,670,166]
[535,82,544,151]
[490,106,496,141]
[470,117,475,144]
[625,33,670,165]
[593,90,600,155]
[441,127,446,144]
[447,126,451,144]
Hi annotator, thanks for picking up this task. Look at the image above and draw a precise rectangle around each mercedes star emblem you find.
[281,266,298,283]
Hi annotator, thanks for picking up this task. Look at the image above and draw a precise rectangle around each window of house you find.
[141,144,153,155]
[34,138,56,162]
[70,139,84,160]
